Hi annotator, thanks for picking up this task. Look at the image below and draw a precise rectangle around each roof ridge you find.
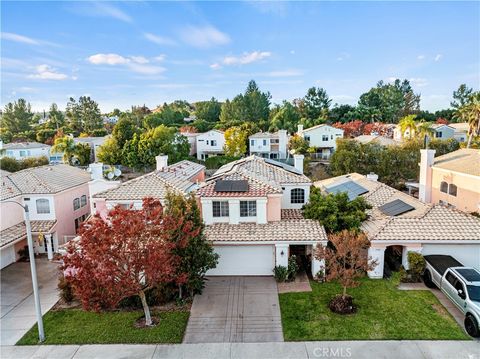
[94,171,157,197]
[236,168,281,192]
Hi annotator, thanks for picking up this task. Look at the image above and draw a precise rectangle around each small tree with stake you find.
[315,230,377,314]
[62,198,197,326]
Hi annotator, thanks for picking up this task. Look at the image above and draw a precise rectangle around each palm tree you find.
[457,92,480,148]
[51,135,76,164]
[416,121,434,147]
[398,115,417,140]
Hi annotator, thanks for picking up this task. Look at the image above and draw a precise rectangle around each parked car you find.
[423,255,480,337]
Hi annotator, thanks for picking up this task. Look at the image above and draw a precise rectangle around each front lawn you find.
[17,309,189,345]
[279,275,469,341]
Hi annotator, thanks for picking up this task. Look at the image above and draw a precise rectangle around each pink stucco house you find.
[0,165,91,269]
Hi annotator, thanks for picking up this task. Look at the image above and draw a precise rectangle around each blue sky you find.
[1,1,479,113]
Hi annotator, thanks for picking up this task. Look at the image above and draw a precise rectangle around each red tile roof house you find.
[91,154,328,277]
[315,173,480,278]
[0,165,91,269]
[197,155,327,276]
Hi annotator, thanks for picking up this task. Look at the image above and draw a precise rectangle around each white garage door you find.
[422,244,480,270]
[207,245,275,276]
[1,246,16,270]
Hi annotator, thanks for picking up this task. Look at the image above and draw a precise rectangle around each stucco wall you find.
[1,198,24,230]
[431,168,480,213]
[281,184,311,210]
[302,126,343,149]
[267,195,282,222]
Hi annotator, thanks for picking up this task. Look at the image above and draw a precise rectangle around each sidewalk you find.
[1,341,479,359]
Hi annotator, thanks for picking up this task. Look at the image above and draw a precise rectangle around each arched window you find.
[36,199,50,214]
[440,181,448,193]
[448,184,457,197]
[291,188,305,204]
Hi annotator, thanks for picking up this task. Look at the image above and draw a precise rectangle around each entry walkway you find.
[1,341,479,359]
[1,259,59,345]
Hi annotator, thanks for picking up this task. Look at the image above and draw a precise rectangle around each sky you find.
[1,1,479,113]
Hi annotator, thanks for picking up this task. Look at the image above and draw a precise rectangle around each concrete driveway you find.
[183,276,283,343]
[1,258,59,345]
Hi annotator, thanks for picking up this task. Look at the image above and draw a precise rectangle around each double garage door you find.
[207,245,275,276]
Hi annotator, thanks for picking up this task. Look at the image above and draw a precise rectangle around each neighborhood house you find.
[297,124,344,159]
[196,129,225,161]
[248,130,288,159]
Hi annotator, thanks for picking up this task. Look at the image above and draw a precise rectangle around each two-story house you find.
[92,156,205,216]
[419,148,480,214]
[196,155,327,276]
[429,124,455,140]
[297,124,344,159]
[248,130,288,159]
[1,141,51,161]
[196,130,225,161]
[0,165,91,268]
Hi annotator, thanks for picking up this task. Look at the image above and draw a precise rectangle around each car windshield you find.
[466,285,480,302]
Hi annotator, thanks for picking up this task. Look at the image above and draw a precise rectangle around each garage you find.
[207,245,275,276]
[422,244,480,270]
[1,246,16,270]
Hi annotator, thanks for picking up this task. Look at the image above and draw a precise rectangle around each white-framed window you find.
[270,138,279,144]
[304,135,310,142]
[80,195,87,207]
[436,132,443,138]
[36,199,50,214]
[73,198,80,210]
[19,150,27,157]
[263,139,267,146]
[211,140,217,146]
[6,150,13,156]
[322,135,329,141]
[240,201,257,217]
[250,139,255,146]
[212,201,229,217]
[291,188,305,204]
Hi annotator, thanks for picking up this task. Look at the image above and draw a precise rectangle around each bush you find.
[118,283,178,309]
[287,255,299,281]
[58,275,75,303]
[90,128,108,137]
[0,156,49,173]
[273,265,288,282]
[399,252,426,283]
[204,155,239,169]
[329,294,357,314]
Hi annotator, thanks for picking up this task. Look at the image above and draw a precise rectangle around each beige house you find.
[419,148,480,214]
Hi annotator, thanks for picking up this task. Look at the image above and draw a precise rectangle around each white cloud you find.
[434,54,443,62]
[143,32,176,46]
[153,55,166,62]
[92,2,132,23]
[409,77,428,87]
[179,25,230,48]
[28,64,69,80]
[1,32,59,47]
[210,63,222,70]
[88,53,130,65]
[221,51,271,66]
[337,52,351,61]
[417,54,426,60]
[87,53,165,75]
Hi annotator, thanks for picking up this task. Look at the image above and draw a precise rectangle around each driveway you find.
[183,276,283,343]
[1,258,59,345]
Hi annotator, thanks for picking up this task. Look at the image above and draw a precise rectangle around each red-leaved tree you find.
[62,198,198,326]
[315,230,377,313]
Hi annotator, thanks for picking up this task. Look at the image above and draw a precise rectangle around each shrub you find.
[273,265,288,282]
[17,245,29,261]
[399,252,426,283]
[58,275,75,303]
[287,255,299,281]
[0,156,49,173]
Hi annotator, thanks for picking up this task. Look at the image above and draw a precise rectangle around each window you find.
[448,184,457,197]
[250,139,255,146]
[291,188,305,204]
[263,139,267,146]
[322,135,329,141]
[330,135,333,139]
[211,140,217,146]
[445,272,457,286]
[36,199,50,214]
[270,139,279,144]
[304,135,310,142]
[19,150,27,157]
[240,201,257,217]
[73,198,80,210]
[440,181,448,193]
[212,201,229,217]
[206,140,210,145]
[6,150,13,156]
[436,132,442,138]
[80,195,87,207]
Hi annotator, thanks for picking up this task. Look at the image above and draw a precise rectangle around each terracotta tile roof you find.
[94,160,204,201]
[1,165,91,201]
[315,172,480,242]
[204,219,327,243]
[281,209,304,220]
[354,135,399,146]
[0,220,57,248]
[432,149,480,176]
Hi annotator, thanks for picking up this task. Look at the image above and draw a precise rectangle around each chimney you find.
[366,172,378,182]
[293,154,304,174]
[297,124,304,135]
[419,149,436,203]
[278,130,288,160]
[156,155,168,171]
[88,163,103,180]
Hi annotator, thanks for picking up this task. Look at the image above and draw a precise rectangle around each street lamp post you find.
[4,201,45,342]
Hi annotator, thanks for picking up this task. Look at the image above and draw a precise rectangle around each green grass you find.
[17,309,189,345]
[279,276,469,341]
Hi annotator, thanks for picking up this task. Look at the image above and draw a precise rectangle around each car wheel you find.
[423,270,436,288]
[465,315,480,338]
